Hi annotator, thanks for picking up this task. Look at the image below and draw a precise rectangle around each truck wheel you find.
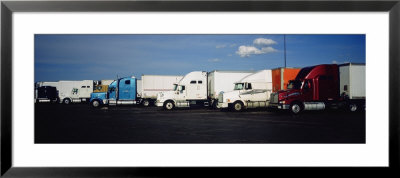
[143,100,150,107]
[63,98,71,105]
[232,101,244,112]
[163,101,175,110]
[349,103,358,112]
[290,102,303,114]
[91,100,101,108]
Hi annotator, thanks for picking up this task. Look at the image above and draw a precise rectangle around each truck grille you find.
[270,93,279,104]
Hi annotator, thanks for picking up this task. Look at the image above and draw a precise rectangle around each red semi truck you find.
[269,63,365,114]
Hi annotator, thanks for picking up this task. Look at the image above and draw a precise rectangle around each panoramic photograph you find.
[34,34,366,143]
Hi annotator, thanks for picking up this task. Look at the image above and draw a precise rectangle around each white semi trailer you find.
[156,70,254,110]
[217,70,273,111]
[37,80,94,104]
[139,75,183,106]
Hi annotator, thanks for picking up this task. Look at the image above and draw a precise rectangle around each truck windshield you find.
[173,84,178,91]
[287,80,302,89]
[234,83,244,90]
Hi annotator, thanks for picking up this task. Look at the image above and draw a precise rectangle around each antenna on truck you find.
[284,34,287,68]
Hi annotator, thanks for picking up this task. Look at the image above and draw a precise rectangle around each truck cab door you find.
[302,79,313,101]
[177,85,186,100]
[108,81,117,100]
[239,83,253,101]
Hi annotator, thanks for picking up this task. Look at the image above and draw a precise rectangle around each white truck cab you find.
[217,70,273,111]
[156,71,208,109]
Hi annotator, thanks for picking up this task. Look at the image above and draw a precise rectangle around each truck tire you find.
[63,98,71,105]
[163,101,175,110]
[91,100,101,108]
[290,102,303,114]
[143,100,150,107]
[349,103,358,112]
[232,101,244,112]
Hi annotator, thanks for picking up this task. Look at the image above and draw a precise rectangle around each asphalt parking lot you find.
[35,103,365,143]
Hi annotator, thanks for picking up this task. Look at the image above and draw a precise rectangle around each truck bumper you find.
[217,102,229,109]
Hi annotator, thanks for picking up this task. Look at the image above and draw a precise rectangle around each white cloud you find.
[208,58,221,62]
[216,44,227,49]
[332,60,338,64]
[253,38,277,46]
[236,45,277,57]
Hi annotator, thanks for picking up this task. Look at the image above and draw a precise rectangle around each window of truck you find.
[173,84,178,91]
[190,80,196,84]
[234,83,244,90]
[287,80,302,89]
[303,80,311,90]
[246,83,252,90]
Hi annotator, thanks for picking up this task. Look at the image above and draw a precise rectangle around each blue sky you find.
[35,34,365,82]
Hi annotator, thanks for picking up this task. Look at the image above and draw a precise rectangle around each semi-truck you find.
[269,63,366,114]
[139,75,183,106]
[90,77,138,107]
[89,75,183,107]
[36,80,94,104]
[217,70,273,111]
[156,70,254,110]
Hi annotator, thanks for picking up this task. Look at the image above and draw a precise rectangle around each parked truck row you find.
[35,63,366,114]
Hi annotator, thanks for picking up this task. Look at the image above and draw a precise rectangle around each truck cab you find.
[269,64,350,114]
[217,70,272,111]
[90,77,137,107]
[156,71,207,110]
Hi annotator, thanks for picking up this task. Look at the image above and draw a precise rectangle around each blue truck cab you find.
[90,77,138,107]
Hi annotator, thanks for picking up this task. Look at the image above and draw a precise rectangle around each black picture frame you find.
[1,0,399,177]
